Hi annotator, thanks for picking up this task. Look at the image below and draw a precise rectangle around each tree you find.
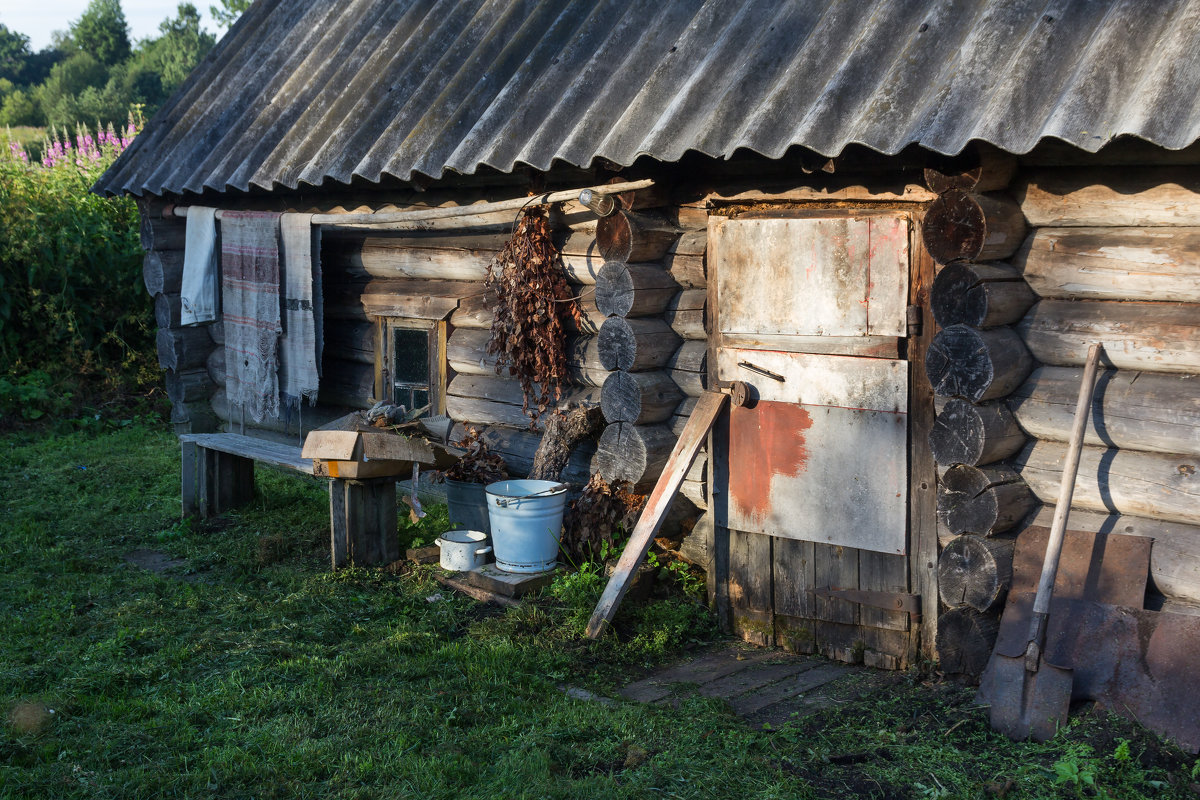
[138,4,215,94]
[71,0,131,67]
[0,24,31,83]
[210,0,252,30]
[34,52,108,129]
[0,88,41,127]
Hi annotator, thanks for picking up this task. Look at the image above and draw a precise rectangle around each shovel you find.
[982,343,1102,742]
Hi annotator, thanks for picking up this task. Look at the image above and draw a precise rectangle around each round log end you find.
[595,261,635,317]
[937,534,1012,612]
[925,325,993,401]
[921,189,985,265]
[930,262,990,328]
[598,317,636,372]
[936,607,1000,681]
[924,149,985,195]
[596,211,633,263]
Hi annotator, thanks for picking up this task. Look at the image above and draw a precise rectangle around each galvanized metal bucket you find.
[445,479,490,535]
[484,480,568,573]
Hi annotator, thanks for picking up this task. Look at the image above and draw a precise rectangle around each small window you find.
[377,319,446,416]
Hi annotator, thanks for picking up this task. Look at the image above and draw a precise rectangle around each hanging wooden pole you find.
[170,179,656,226]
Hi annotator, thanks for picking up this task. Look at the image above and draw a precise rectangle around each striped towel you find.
[221,211,282,423]
[279,213,322,410]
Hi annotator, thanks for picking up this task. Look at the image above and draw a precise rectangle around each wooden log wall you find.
[138,202,219,435]
[1006,166,1200,611]
[924,158,1200,678]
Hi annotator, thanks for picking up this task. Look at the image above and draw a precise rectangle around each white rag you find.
[278,213,322,409]
[180,206,218,325]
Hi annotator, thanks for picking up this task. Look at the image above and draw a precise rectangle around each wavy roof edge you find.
[94,0,1200,198]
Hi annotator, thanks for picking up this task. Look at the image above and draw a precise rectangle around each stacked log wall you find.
[1008,167,1200,611]
[925,160,1200,678]
[140,202,219,435]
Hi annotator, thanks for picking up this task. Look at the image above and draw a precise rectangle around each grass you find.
[1,418,1197,799]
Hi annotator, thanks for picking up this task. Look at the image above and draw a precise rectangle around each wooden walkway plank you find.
[728,663,850,717]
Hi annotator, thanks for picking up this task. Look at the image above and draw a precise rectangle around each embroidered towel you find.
[180,206,218,325]
[279,213,322,409]
[221,211,282,423]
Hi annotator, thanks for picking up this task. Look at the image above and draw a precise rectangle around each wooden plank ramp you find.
[562,643,899,729]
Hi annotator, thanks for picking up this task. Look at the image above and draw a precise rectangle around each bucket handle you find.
[493,483,568,508]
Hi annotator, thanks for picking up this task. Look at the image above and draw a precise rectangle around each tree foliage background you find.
[0,0,223,134]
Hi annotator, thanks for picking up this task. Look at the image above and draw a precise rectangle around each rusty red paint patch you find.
[729,401,813,524]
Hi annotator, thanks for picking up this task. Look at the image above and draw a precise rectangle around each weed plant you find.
[2,421,1197,799]
[0,123,156,427]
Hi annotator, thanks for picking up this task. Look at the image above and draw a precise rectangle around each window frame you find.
[374,317,447,416]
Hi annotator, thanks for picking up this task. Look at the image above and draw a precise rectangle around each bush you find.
[0,122,155,423]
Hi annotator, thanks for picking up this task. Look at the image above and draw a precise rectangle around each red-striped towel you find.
[221,211,282,423]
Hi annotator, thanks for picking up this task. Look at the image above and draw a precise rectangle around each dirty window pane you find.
[392,327,428,383]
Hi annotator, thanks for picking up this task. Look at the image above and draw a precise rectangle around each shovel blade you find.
[981,653,1073,742]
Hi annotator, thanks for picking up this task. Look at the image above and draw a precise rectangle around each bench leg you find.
[182,441,199,517]
[329,478,398,569]
[195,449,255,518]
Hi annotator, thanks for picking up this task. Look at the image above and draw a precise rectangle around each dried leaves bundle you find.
[561,473,646,564]
[485,206,581,422]
[439,426,509,484]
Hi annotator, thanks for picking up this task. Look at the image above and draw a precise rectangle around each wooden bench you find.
[179,433,400,567]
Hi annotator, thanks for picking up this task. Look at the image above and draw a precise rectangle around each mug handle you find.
[475,546,493,556]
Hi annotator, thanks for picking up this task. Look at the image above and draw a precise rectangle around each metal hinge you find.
[906,305,923,337]
[815,587,923,622]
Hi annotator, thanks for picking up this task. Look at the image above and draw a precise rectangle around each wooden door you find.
[709,211,927,669]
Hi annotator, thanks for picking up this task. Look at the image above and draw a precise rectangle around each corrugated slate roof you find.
[95,0,1200,197]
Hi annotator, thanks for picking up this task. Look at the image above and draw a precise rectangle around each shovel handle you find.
[1030,344,1103,627]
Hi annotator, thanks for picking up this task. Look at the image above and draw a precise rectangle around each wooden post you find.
[329,477,399,568]
[195,447,254,518]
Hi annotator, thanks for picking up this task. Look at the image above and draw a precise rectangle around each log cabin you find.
[95,0,1200,686]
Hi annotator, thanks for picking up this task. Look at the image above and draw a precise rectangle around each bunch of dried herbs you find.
[561,473,646,564]
[438,426,508,485]
[485,206,581,423]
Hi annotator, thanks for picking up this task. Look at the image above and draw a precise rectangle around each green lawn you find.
[1,420,1196,799]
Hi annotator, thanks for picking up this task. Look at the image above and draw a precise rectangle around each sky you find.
[0,1,222,51]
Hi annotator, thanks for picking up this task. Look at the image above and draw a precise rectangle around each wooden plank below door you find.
[729,529,774,646]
